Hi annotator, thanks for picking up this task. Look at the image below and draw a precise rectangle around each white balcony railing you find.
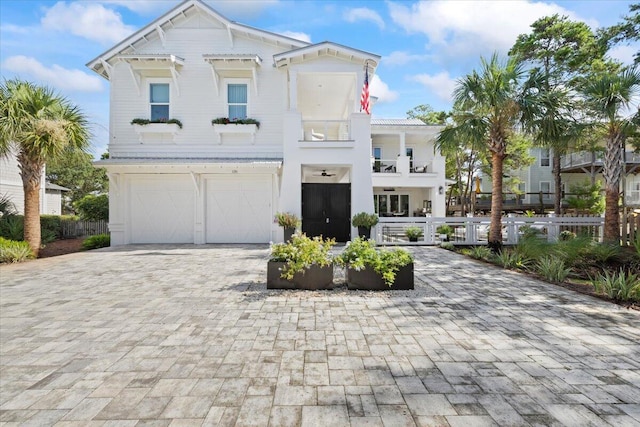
[301,120,350,141]
[561,150,640,169]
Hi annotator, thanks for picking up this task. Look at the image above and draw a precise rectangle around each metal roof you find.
[371,119,434,126]
[45,182,71,192]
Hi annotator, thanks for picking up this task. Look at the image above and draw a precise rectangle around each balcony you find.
[561,150,640,174]
[372,156,438,188]
[301,120,350,142]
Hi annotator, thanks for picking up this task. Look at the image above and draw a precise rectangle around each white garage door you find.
[129,175,195,243]
[206,175,272,243]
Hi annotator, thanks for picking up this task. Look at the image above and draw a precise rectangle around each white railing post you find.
[425,215,435,244]
[547,212,558,242]
[507,214,517,245]
[465,213,476,244]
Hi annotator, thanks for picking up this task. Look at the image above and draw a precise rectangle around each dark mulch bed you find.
[39,238,84,258]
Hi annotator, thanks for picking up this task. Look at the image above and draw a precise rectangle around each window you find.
[540,181,550,200]
[150,83,169,121]
[228,83,247,119]
[375,193,409,216]
[540,148,550,167]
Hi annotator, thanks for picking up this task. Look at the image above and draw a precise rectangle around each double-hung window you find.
[150,83,170,121]
[227,83,248,119]
[540,148,550,167]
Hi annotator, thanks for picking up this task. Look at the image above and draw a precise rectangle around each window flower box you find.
[131,118,182,142]
[212,118,259,144]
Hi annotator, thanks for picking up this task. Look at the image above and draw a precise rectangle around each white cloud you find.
[206,0,280,19]
[3,55,103,92]
[99,0,168,15]
[388,1,592,61]
[410,72,457,102]
[280,31,311,43]
[343,7,385,30]
[0,24,31,35]
[41,2,135,45]
[609,44,639,66]
[370,75,398,103]
[382,51,429,66]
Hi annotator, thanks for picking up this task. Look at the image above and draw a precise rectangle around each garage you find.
[129,175,195,243]
[205,175,272,243]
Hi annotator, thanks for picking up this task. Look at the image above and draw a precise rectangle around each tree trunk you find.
[553,152,562,214]
[19,155,43,257]
[23,181,42,257]
[603,186,620,243]
[602,133,624,243]
[489,152,504,252]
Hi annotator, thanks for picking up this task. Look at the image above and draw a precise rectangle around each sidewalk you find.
[1,245,639,426]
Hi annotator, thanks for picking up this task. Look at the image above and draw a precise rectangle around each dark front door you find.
[302,183,351,242]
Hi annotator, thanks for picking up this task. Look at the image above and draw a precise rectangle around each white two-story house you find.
[89,0,446,245]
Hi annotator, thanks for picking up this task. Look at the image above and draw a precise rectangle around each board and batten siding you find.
[109,13,289,157]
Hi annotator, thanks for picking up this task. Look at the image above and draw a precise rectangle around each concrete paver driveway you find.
[1,245,639,426]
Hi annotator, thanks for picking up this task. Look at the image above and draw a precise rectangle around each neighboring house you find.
[89,0,447,245]
[44,182,71,215]
[479,147,640,210]
[0,152,52,214]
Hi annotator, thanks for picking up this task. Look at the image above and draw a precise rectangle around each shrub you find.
[274,212,300,229]
[0,215,24,241]
[515,236,550,262]
[131,118,183,128]
[495,249,530,269]
[0,194,17,217]
[212,117,260,128]
[536,257,571,283]
[337,237,413,286]
[469,245,493,260]
[352,212,379,227]
[0,237,34,263]
[270,233,334,280]
[633,232,640,258]
[439,242,455,251]
[405,226,424,240]
[559,230,576,241]
[74,194,109,221]
[592,270,640,302]
[554,235,593,266]
[582,243,621,264]
[565,179,605,215]
[40,215,61,243]
[436,224,452,236]
[82,234,111,250]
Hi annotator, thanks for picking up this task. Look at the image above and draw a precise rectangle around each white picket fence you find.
[373,214,606,246]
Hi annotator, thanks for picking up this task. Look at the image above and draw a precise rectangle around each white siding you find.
[0,154,46,214]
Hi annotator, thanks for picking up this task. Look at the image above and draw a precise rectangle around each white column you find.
[289,70,297,111]
[399,132,406,155]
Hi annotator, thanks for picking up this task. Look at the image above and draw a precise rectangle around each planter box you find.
[132,123,180,142]
[267,261,334,290]
[346,263,414,290]
[213,123,257,144]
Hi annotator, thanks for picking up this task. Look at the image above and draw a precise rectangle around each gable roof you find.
[87,0,309,79]
[273,41,380,69]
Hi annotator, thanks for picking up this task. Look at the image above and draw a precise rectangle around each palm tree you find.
[0,79,89,256]
[437,54,539,251]
[581,68,640,242]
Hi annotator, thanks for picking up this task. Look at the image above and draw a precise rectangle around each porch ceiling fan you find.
[314,169,336,177]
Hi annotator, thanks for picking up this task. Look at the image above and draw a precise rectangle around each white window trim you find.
[540,181,551,199]
[147,79,172,121]
[225,78,251,119]
[540,148,550,167]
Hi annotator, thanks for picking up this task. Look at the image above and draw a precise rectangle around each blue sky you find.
[1,0,637,156]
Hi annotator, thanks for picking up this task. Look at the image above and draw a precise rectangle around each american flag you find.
[360,67,370,114]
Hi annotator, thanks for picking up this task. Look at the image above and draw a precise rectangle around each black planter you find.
[408,236,418,242]
[357,226,371,239]
[283,227,295,242]
[346,263,414,290]
[267,261,334,290]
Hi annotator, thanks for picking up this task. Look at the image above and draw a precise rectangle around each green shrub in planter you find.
[269,233,334,280]
[337,237,413,287]
[405,226,423,241]
[274,212,300,229]
[82,234,110,250]
[351,212,379,227]
[0,237,34,263]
